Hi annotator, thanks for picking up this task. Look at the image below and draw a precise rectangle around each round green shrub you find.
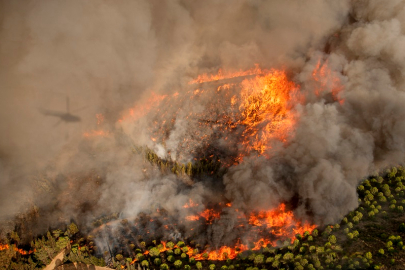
[176,241,185,247]
[154,258,161,265]
[167,255,175,262]
[174,259,182,268]
[149,247,161,257]
[141,260,149,268]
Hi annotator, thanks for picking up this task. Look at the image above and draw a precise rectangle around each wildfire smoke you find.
[1,0,405,264]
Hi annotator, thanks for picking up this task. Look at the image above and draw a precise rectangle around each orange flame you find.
[199,209,221,223]
[130,202,315,262]
[189,64,266,84]
[118,92,167,123]
[183,199,199,208]
[185,215,200,221]
[185,209,221,223]
[312,60,344,104]
[181,203,315,260]
[83,62,343,164]
[237,69,299,158]
[0,244,33,255]
[88,64,339,261]
[248,203,316,238]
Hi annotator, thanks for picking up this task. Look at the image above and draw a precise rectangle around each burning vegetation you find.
[82,65,327,252]
[4,1,405,270]
[3,166,405,269]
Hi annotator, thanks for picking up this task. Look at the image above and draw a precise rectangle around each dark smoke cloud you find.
[2,0,405,251]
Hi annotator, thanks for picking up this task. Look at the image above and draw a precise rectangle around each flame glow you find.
[86,63,343,261]
[237,70,299,158]
[188,64,265,84]
[130,203,315,262]
[113,65,305,164]
[182,203,315,260]
[312,60,344,104]
[0,244,33,255]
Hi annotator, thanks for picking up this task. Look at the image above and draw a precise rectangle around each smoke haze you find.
[1,0,405,250]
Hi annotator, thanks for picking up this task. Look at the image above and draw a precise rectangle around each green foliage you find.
[141,260,149,267]
[253,254,264,264]
[174,260,182,268]
[154,257,161,265]
[328,235,337,244]
[209,263,216,270]
[33,230,69,266]
[115,254,123,261]
[324,226,332,235]
[149,247,160,257]
[176,241,185,247]
[56,236,69,250]
[342,217,348,224]
[160,263,169,270]
[135,253,144,261]
[7,166,405,270]
[68,222,79,236]
[167,255,175,262]
[282,252,293,261]
[248,252,256,261]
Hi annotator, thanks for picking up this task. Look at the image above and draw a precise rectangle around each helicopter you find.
[39,97,82,124]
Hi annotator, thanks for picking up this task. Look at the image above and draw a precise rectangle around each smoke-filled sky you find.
[1,0,405,247]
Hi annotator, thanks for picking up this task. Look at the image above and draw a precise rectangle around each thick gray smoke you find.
[1,0,405,249]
